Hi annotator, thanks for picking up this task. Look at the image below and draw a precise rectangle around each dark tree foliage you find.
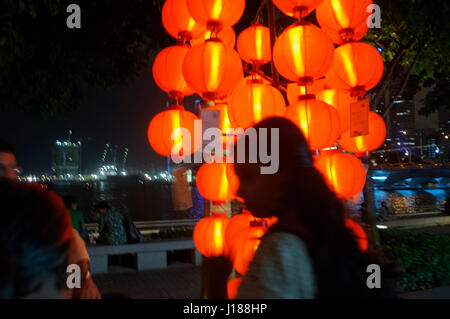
[0,0,171,118]
[366,0,450,116]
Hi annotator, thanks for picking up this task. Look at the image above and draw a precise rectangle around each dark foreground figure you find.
[231,117,398,299]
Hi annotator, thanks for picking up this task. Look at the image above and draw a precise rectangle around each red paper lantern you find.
[286,78,327,104]
[345,218,368,251]
[196,162,237,201]
[182,40,243,100]
[225,212,277,275]
[147,105,199,157]
[229,80,286,129]
[162,0,206,41]
[325,42,383,95]
[186,0,245,31]
[273,23,334,83]
[227,278,243,299]
[152,45,194,100]
[273,0,325,19]
[284,99,341,150]
[316,0,373,44]
[315,89,356,133]
[230,226,266,275]
[314,151,366,198]
[237,24,272,66]
[193,214,229,257]
[190,26,236,48]
[338,111,386,153]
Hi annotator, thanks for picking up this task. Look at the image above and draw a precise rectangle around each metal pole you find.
[267,0,280,86]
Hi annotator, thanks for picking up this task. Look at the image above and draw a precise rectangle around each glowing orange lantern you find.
[315,89,356,133]
[230,226,266,275]
[286,78,327,104]
[190,26,236,48]
[152,45,194,100]
[338,111,386,153]
[316,0,373,44]
[147,105,199,157]
[186,0,245,31]
[314,151,366,198]
[273,0,325,19]
[196,162,238,201]
[284,99,341,150]
[227,278,243,299]
[237,24,271,66]
[345,218,368,251]
[273,23,334,84]
[193,213,229,257]
[225,212,277,275]
[182,40,243,100]
[162,0,206,41]
[325,42,384,96]
[229,80,286,129]
[225,213,277,253]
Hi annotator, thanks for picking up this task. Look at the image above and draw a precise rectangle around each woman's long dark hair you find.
[234,117,395,299]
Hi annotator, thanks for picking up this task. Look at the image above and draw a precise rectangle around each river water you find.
[48,179,449,222]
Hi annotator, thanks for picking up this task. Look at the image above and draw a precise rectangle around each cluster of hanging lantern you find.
[148,0,386,297]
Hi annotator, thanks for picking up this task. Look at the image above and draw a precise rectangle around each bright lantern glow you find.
[314,151,366,198]
[183,40,243,100]
[338,111,386,153]
[162,0,206,41]
[186,0,245,31]
[229,80,286,129]
[273,0,325,19]
[147,106,199,157]
[325,42,384,93]
[315,89,356,133]
[193,214,229,257]
[237,24,271,66]
[273,23,335,82]
[196,162,237,201]
[190,26,236,48]
[152,45,194,99]
[284,99,341,150]
[316,0,373,44]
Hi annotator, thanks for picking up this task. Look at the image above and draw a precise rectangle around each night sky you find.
[0,51,198,174]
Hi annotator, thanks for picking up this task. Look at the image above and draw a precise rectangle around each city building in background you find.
[51,130,82,176]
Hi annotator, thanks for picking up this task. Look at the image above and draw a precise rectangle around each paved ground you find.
[92,264,450,299]
[93,264,202,299]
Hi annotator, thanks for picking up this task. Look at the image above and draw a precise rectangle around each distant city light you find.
[372,176,388,181]
[377,47,383,53]
[376,225,388,229]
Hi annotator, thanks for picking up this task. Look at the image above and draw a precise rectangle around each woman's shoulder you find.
[261,231,309,253]
[236,231,317,299]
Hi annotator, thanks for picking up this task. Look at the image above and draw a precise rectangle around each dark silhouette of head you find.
[62,195,77,210]
[0,140,21,180]
[0,179,73,298]
[232,116,395,299]
[94,201,111,214]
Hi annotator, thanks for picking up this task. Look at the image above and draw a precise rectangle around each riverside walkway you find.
[92,264,450,299]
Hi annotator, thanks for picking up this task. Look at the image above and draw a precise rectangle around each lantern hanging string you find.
[252,0,267,25]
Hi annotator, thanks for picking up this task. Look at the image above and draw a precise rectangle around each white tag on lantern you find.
[350,99,370,138]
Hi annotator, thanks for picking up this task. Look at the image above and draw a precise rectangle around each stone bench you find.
[87,239,202,274]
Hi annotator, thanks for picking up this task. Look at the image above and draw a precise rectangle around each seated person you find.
[62,195,86,233]
[95,201,128,246]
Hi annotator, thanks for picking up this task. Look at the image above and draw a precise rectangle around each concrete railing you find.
[378,215,450,229]
[87,239,202,274]
[84,219,198,236]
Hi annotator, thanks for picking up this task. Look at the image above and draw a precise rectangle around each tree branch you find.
[372,37,417,110]
[381,42,425,119]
